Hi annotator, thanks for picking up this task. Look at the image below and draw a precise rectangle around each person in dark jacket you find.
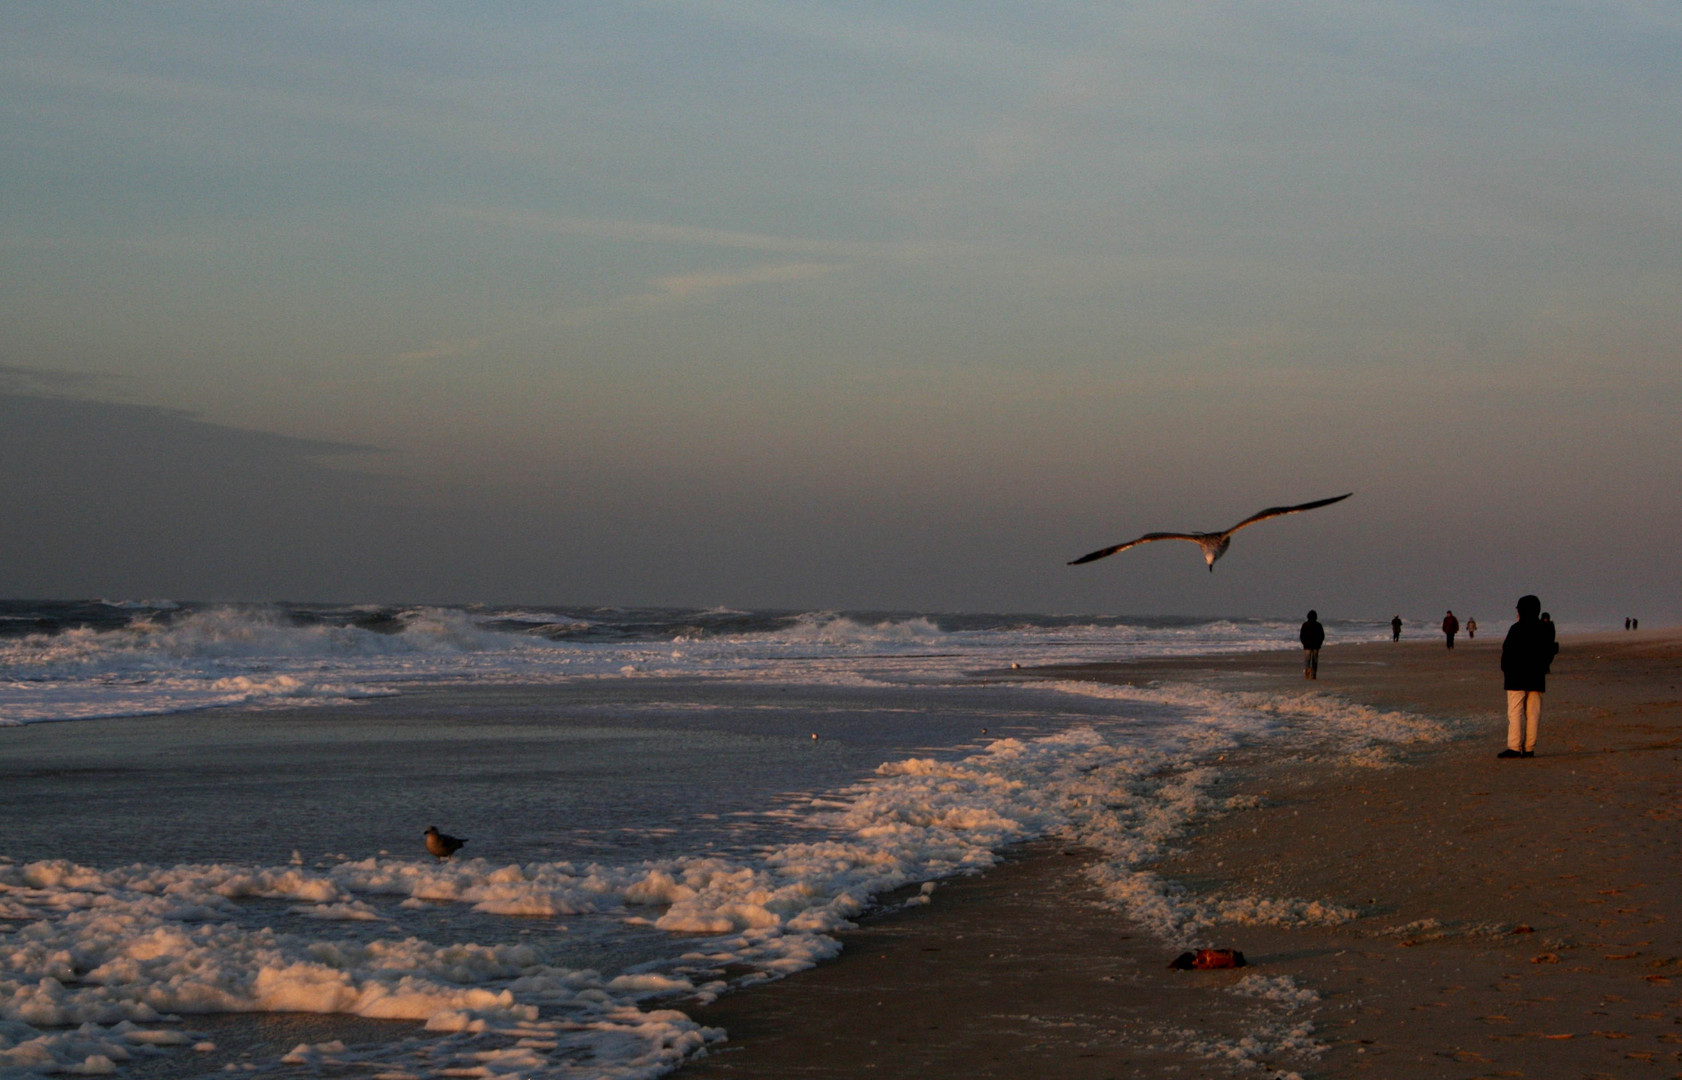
[1300,610,1325,679]
[1442,610,1459,648]
[1391,615,1402,642]
[1499,594,1556,758]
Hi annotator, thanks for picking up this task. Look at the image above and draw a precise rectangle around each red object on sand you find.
[1192,948,1246,969]
[1169,948,1248,970]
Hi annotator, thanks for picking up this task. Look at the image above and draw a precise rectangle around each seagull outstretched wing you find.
[1219,492,1353,536]
[1067,532,1203,565]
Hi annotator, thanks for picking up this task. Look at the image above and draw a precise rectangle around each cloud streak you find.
[456,207,934,261]
[550,260,838,330]
[0,365,122,395]
[656,0,1044,77]
[381,259,836,362]
[651,261,832,297]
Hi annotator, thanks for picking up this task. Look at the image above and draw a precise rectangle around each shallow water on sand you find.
[2,677,1145,870]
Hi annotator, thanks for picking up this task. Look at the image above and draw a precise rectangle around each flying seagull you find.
[424,825,467,861]
[1068,493,1352,572]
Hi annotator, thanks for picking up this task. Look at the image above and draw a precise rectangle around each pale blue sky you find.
[3,2,1679,621]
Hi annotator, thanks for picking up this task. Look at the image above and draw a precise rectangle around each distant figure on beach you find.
[1466,617,1477,639]
[1300,610,1325,679]
[1442,610,1459,649]
[1499,595,1556,758]
[424,826,467,861]
[1391,615,1402,642]
[1626,617,1632,630]
[1633,618,1638,630]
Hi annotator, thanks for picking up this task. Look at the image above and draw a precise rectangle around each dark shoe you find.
[1521,751,1534,758]
[1497,749,1522,758]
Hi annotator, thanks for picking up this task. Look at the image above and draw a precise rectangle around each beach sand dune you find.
[678,630,1682,1078]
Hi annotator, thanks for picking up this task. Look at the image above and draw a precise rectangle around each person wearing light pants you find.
[1498,594,1557,758]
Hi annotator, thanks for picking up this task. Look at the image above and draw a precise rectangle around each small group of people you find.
[1389,612,1485,645]
[1306,596,1562,758]
[1439,610,1476,647]
[1624,617,1641,630]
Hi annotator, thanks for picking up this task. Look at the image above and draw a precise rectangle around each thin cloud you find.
[553,260,838,328]
[652,261,831,297]
[655,0,1041,78]
[389,338,486,364]
[379,261,836,358]
[0,365,120,395]
[456,207,923,261]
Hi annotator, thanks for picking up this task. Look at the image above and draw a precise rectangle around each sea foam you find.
[0,670,1447,1078]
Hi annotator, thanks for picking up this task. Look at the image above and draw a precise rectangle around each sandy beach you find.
[676,629,1682,1078]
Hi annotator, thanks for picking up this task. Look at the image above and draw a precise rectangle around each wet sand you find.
[676,629,1682,1078]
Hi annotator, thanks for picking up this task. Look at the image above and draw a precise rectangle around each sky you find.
[3,2,1680,623]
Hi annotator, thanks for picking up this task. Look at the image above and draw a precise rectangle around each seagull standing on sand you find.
[1069,493,1352,572]
[424,826,466,861]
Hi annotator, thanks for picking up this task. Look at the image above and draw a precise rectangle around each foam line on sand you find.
[674,630,1682,1079]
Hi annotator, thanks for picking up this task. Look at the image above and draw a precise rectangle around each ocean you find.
[0,601,1430,1078]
